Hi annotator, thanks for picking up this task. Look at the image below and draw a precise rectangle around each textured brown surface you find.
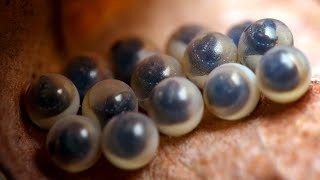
[1,0,320,179]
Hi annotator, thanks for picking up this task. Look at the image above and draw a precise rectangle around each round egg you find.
[24,73,80,129]
[109,37,158,84]
[46,115,101,172]
[64,53,113,102]
[203,63,260,120]
[166,24,205,62]
[82,79,138,127]
[131,54,182,109]
[147,77,204,136]
[101,112,159,170]
[182,32,237,88]
[256,46,311,103]
[238,18,294,71]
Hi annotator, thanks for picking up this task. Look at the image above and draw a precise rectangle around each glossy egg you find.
[24,73,80,129]
[101,112,159,170]
[46,115,101,172]
[238,18,294,71]
[182,32,237,88]
[166,24,205,62]
[64,53,113,102]
[109,37,158,84]
[131,54,182,109]
[227,21,252,46]
[256,46,311,103]
[147,77,204,136]
[82,79,138,127]
[203,63,260,120]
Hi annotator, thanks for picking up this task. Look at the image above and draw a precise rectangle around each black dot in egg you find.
[25,73,80,129]
[131,54,182,109]
[260,49,299,91]
[64,55,108,102]
[31,75,71,117]
[102,112,159,170]
[46,115,101,172]
[147,77,204,137]
[48,122,91,164]
[106,116,146,158]
[82,79,138,127]
[94,91,137,126]
[110,37,157,84]
[150,80,190,125]
[238,18,294,71]
[205,71,250,110]
[187,33,221,75]
[246,19,278,53]
[182,32,237,88]
[203,63,260,120]
[256,46,311,103]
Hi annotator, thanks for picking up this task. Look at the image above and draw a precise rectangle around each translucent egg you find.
[109,37,158,84]
[46,115,101,172]
[203,63,260,120]
[238,18,294,71]
[147,77,204,136]
[227,21,252,47]
[101,112,159,170]
[256,46,311,103]
[182,32,237,88]
[166,24,205,62]
[82,79,138,127]
[24,73,80,129]
[64,53,113,102]
[131,54,182,109]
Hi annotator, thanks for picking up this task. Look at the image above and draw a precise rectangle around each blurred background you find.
[62,0,320,76]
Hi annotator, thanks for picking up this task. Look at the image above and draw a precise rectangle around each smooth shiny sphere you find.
[182,32,237,88]
[64,53,113,102]
[82,79,138,127]
[166,24,205,62]
[101,112,159,170]
[256,46,311,103]
[238,18,294,71]
[203,63,260,120]
[147,77,204,136]
[131,54,182,109]
[227,21,252,47]
[46,115,101,172]
[109,37,158,84]
[24,73,80,129]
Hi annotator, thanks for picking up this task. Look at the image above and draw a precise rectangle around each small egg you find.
[256,46,311,103]
[24,73,80,129]
[82,79,138,127]
[238,18,294,71]
[131,54,182,109]
[182,32,237,88]
[109,37,158,84]
[203,63,260,120]
[166,24,206,62]
[147,77,204,136]
[46,115,101,172]
[227,21,252,47]
[64,53,113,102]
[101,112,159,170]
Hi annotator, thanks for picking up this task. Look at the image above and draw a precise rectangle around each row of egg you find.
[24,18,311,172]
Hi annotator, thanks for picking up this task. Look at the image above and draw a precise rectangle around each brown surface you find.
[1,0,320,179]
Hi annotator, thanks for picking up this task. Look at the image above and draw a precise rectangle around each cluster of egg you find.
[24,18,311,172]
